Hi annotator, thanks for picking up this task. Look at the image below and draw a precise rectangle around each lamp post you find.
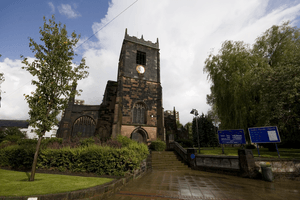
[190,109,200,154]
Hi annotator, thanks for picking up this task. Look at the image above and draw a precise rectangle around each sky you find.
[1,0,300,126]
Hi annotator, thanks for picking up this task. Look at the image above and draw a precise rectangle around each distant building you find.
[20,125,58,139]
[0,119,58,139]
[0,120,29,132]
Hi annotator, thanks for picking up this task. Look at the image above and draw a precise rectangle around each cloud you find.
[2,0,300,126]
[58,4,81,19]
[82,0,300,125]
[0,58,37,119]
[48,2,55,13]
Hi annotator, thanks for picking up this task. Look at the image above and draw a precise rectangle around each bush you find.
[176,139,193,148]
[246,144,256,149]
[0,137,150,176]
[0,140,13,149]
[0,145,35,169]
[17,138,38,146]
[150,139,166,151]
[80,137,95,147]
[104,139,122,149]
[116,135,133,147]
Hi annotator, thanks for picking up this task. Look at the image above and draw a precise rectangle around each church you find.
[56,29,164,144]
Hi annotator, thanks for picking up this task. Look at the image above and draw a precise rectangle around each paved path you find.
[109,152,300,200]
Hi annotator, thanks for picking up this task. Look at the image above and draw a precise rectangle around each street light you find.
[190,109,200,154]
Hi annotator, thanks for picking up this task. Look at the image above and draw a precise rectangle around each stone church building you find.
[57,29,164,143]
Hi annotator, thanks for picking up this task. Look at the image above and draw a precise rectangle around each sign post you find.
[218,129,246,154]
[248,126,281,158]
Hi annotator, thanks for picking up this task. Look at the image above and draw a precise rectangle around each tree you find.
[204,40,260,143]
[0,127,27,143]
[192,113,218,148]
[21,15,89,181]
[184,122,192,140]
[204,22,300,147]
[252,22,300,148]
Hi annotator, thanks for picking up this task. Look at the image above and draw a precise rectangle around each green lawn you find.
[190,147,300,159]
[0,169,114,197]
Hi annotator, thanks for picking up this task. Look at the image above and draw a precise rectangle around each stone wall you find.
[170,142,300,180]
[255,159,300,173]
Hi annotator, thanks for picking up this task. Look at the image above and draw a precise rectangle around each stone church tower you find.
[57,29,164,143]
[112,29,164,143]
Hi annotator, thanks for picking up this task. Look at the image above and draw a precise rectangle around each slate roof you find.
[0,120,29,128]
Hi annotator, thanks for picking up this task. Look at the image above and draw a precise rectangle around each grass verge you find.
[190,147,300,159]
[0,169,114,197]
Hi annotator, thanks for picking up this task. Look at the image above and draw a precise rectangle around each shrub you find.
[104,139,122,149]
[17,138,38,146]
[0,145,35,169]
[0,140,13,149]
[150,139,166,151]
[176,139,193,148]
[80,137,95,147]
[42,137,63,146]
[116,135,133,147]
[0,136,150,176]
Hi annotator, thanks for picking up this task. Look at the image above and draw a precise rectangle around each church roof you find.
[0,120,29,128]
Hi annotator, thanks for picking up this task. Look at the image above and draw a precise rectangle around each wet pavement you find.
[109,169,300,200]
[108,152,300,200]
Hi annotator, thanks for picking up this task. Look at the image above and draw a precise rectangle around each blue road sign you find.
[218,129,246,144]
[248,126,281,143]
[190,154,195,159]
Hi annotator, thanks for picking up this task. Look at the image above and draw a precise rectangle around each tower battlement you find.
[124,28,159,49]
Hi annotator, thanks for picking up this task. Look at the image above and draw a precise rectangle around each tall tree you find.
[21,15,89,181]
[252,22,300,147]
[204,22,300,147]
[192,113,218,147]
[204,41,260,143]
[184,122,192,140]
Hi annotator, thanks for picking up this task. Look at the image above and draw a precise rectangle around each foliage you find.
[20,15,89,180]
[204,22,300,146]
[79,137,95,147]
[104,139,122,149]
[0,145,35,169]
[0,140,12,149]
[21,15,89,137]
[0,138,149,176]
[0,127,26,143]
[192,114,218,147]
[116,134,133,147]
[150,139,166,151]
[176,138,193,148]
[184,122,193,140]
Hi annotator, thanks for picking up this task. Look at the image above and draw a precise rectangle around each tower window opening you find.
[136,51,146,65]
[132,102,146,124]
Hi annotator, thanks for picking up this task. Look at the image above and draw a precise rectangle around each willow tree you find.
[252,22,300,147]
[204,41,260,142]
[204,22,300,146]
[21,15,89,181]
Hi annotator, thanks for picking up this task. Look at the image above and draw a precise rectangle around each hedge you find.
[0,136,149,176]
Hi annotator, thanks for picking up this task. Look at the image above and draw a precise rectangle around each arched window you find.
[71,115,96,137]
[132,102,146,124]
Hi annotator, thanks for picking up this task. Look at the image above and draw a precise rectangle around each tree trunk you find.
[30,136,43,181]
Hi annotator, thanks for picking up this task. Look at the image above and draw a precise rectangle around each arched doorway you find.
[130,128,148,143]
[71,115,96,137]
